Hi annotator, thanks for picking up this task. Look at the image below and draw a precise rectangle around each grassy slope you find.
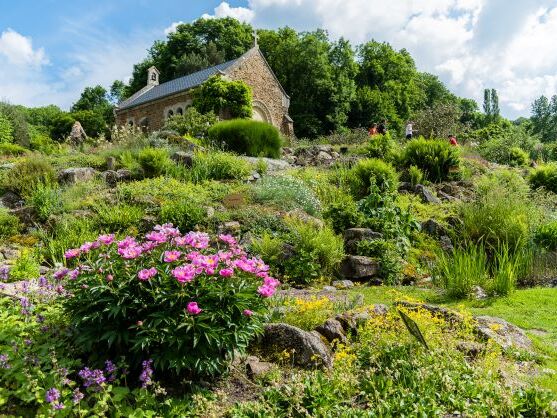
[353,285,557,392]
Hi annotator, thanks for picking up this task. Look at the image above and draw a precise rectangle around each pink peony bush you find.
[60,224,278,377]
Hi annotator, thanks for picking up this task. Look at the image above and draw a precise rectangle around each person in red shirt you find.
[368,123,378,136]
[448,134,458,146]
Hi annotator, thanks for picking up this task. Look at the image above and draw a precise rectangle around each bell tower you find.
[147,66,160,86]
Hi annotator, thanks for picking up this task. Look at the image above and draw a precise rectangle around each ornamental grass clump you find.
[60,225,278,377]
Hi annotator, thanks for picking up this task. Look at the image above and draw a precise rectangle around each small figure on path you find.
[448,134,458,146]
[405,121,414,140]
[368,123,378,136]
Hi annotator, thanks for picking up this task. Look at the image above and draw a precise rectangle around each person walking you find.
[448,134,458,146]
[368,123,378,136]
[378,119,387,135]
[405,121,414,140]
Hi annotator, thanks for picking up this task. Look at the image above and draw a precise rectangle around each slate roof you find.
[118,58,240,110]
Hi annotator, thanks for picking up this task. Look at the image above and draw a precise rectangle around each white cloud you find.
[164,21,184,35]
[203,2,255,23]
[0,28,48,66]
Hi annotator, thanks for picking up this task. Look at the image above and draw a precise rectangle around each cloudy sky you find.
[1,0,557,119]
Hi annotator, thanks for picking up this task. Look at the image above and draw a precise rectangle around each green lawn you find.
[352,285,557,392]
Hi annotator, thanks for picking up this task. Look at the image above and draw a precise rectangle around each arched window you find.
[128,120,134,127]
[167,109,174,119]
[139,117,149,132]
[176,107,183,115]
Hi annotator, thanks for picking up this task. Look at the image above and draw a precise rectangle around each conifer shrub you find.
[508,147,530,167]
[0,208,21,238]
[403,138,460,182]
[208,119,282,158]
[348,158,399,198]
[3,158,56,197]
[529,163,557,194]
[137,147,171,178]
[61,226,278,377]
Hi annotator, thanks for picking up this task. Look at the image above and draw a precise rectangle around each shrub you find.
[26,182,63,222]
[529,163,557,194]
[0,142,26,156]
[0,208,21,238]
[403,138,460,182]
[3,158,56,197]
[159,199,206,231]
[0,112,13,143]
[8,249,40,281]
[208,119,282,159]
[365,133,398,161]
[407,165,424,187]
[252,175,321,216]
[137,147,171,178]
[508,147,530,167]
[93,203,145,231]
[162,108,217,138]
[323,194,362,234]
[348,158,399,198]
[193,75,252,119]
[282,297,334,331]
[184,151,252,182]
[62,227,277,377]
[534,221,557,250]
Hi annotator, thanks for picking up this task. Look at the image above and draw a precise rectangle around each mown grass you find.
[352,285,557,392]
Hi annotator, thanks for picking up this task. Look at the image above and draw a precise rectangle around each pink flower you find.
[141,241,158,253]
[64,248,80,260]
[154,224,180,237]
[219,234,237,246]
[145,231,167,244]
[117,237,137,250]
[97,234,114,245]
[163,251,181,263]
[219,268,234,278]
[243,309,254,317]
[118,246,143,260]
[106,274,113,282]
[137,268,157,281]
[172,265,196,283]
[187,302,202,315]
[79,242,94,253]
[263,277,280,288]
[257,285,276,298]
[69,269,80,280]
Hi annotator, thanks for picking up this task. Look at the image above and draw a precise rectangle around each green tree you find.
[193,75,252,118]
[531,95,557,142]
[0,102,31,147]
[71,85,114,129]
[109,80,127,104]
[483,88,501,125]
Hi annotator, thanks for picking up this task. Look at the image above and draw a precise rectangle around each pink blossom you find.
[97,234,115,245]
[183,232,210,249]
[172,265,196,283]
[118,246,143,260]
[154,223,180,237]
[141,241,158,253]
[69,269,80,280]
[263,277,280,288]
[257,285,276,298]
[243,309,254,316]
[145,231,167,243]
[106,274,113,282]
[219,268,234,278]
[187,302,202,315]
[79,242,94,253]
[138,268,157,281]
[53,268,69,280]
[117,237,137,250]
[163,251,181,263]
[64,248,80,260]
[219,234,237,246]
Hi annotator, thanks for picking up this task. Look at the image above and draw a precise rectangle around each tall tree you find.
[531,95,557,142]
[483,89,492,116]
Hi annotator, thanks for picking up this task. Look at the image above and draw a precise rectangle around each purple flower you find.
[64,248,80,260]
[0,266,10,281]
[139,359,154,388]
[45,388,60,403]
[104,360,117,382]
[97,234,115,245]
[243,309,254,317]
[53,268,69,280]
[78,367,106,390]
[53,403,65,410]
[38,276,49,287]
[0,354,10,369]
[72,388,84,404]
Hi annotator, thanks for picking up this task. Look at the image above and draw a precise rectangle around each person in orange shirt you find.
[368,123,378,136]
[448,134,458,146]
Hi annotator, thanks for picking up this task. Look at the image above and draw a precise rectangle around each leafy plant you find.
[137,147,171,178]
[193,75,252,119]
[322,194,362,234]
[93,203,145,231]
[403,138,460,182]
[356,239,403,285]
[0,142,26,156]
[529,163,557,194]
[8,249,41,281]
[508,147,530,167]
[534,221,557,251]
[0,208,21,238]
[348,158,399,198]
[365,132,398,161]
[407,165,424,187]
[62,227,277,377]
[208,119,282,158]
[26,182,63,222]
[162,107,217,138]
[179,151,252,182]
[3,158,56,197]
[159,199,206,231]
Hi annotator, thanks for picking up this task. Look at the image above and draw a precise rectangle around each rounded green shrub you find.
[137,147,171,178]
[534,221,557,251]
[508,147,529,167]
[365,133,398,161]
[208,119,282,158]
[403,138,460,182]
[3,158,56,197]
[348,158,399,198]
[159,199,206,231]
[252,175,321,216]
[62,226,277,377]
[0,208,21,238]
[529,163,557,193]
[0,143,26,156]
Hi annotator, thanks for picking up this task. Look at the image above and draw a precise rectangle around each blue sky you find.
[2,0,557,119]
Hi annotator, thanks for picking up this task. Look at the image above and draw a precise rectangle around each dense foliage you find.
[193,75,252,119]
[403,138,460,182]
[208,119,281,158]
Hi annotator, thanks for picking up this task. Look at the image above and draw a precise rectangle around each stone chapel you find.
[115,45,293,135]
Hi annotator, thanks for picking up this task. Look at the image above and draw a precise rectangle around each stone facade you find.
[115,47,293,135]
